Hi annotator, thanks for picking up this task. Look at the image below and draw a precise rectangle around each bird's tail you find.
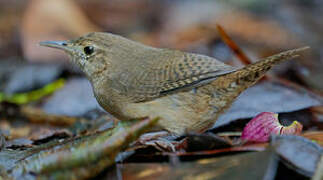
[216,46,309,90]
[208,46,309,114]
[236,46,309,82]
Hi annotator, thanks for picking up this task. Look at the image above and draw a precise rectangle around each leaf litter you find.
[1,1,323,179]
[0,118,157,179]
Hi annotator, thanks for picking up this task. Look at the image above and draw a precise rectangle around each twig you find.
[216,24,252,65]
[21,106,78,126]
[216,24,269,80]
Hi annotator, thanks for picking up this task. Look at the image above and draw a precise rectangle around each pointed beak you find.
[39,41,71,51]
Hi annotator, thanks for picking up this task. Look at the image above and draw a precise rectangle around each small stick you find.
[216,24,268,80]
[21,106,78,126]
[216,24,252,65]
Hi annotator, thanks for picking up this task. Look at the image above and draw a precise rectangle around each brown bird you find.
[40,32,308,135]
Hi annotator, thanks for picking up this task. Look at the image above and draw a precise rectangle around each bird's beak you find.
[39,41,72,51]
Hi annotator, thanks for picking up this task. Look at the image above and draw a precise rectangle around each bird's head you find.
[40,32,143,80]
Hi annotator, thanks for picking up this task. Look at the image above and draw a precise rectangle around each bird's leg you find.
[134,131,183,152]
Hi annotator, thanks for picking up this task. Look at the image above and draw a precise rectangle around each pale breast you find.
[121,88,218,135]
[93,76,221,135]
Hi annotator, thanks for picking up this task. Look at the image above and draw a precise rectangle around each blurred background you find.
[1,2,323,179]
[0,0,323,117]
[1,0,323,89]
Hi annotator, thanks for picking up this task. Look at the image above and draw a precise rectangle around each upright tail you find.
[237,46,309,80]
[208,46,309,115]
[217,46,309,90]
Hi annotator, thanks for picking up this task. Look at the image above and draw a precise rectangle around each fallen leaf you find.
[0,118,157,179]
[122,149,278,180]
[21,0,101,62]
[271,135,323,177]
[241,112,302,143]
[214,80,321,128]
[3,64,63,94]
[1,79,65,105]
[42,78,102,117]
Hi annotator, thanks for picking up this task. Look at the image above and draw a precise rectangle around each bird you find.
[40,32,308,135]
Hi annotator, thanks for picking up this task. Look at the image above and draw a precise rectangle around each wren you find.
[40,32,308,135]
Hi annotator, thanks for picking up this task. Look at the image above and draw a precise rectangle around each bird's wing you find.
[114,51,236,102]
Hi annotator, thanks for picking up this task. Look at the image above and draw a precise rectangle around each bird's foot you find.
[134,131,183,152]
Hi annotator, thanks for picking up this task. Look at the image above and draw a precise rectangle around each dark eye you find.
[84,46,94,55]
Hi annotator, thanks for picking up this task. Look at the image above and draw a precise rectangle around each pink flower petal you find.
[241,112,303,143]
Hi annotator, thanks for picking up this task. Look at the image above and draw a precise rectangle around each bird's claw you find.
[134,131,179,152]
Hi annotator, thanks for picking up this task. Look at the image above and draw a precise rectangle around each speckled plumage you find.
[40,32,308,135]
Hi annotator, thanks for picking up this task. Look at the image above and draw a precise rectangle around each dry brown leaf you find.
[21,0,101,62]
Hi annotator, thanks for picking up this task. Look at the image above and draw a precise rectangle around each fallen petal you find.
[241,112,303,142]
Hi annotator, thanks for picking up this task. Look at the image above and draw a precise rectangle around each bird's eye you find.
[84,46,94,55]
